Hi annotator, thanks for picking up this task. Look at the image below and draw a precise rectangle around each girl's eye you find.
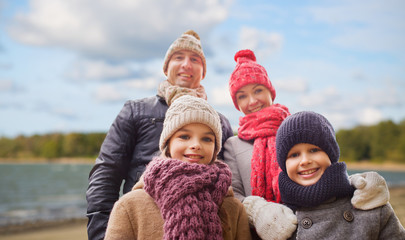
[202,137,214,142]
[178,134,190,140]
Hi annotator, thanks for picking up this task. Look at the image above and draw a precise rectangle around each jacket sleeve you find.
[223,138,246,202]
[86,101,137,240]
[378,203,405,239]
[218,112,233,160]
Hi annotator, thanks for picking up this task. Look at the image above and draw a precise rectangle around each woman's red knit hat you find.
[228,49,276,111]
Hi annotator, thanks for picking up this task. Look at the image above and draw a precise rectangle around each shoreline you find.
[0,186,404,240]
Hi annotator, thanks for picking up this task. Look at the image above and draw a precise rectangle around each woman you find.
[224,49,390,240]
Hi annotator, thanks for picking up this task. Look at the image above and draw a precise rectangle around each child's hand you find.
[349,171,390,210]
[243,196,297,240]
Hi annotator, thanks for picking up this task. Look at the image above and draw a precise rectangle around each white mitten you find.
[243,196,297,240]
[349,171,390,210]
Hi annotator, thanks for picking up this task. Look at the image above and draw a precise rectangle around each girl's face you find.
[235,84,273,115]
[168,123,216,165]
[285,143,331,186]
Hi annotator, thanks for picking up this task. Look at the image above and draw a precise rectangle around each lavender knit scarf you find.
[278,162,354,211]
[143,157,232,240]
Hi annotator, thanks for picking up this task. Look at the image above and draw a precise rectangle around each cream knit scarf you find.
[157,80,207,106]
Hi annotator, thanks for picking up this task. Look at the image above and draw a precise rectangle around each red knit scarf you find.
[238,104,290,202]
[143,157,231,240]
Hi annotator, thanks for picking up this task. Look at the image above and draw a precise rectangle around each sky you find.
[1,0,404,138]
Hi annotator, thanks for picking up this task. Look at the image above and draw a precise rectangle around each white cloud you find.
[357,107,383,126]
[94,84,125,103]
[299,86,340,108]
[8,0,232,60]
[66,59,132,81]
[210,85,233,106]
[308,0,405,52]
[238,26,283,60]
[274,77,308,93]
[124,77,158,91]
[0,80,13,91]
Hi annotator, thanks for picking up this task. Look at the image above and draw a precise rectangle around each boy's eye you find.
[287,152,299,159]
[310,148,321,153]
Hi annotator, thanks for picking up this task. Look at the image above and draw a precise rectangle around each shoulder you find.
[122,95,167,120]
[224,136,253,151]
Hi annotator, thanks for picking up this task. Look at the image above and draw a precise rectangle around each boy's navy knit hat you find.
[276,111,340,172]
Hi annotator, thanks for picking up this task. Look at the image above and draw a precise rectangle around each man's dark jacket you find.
[86,95,233,240]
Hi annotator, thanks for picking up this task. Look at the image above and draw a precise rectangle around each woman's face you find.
[235,84,273,115]
[168,123,216,165]
[285,143,332,186]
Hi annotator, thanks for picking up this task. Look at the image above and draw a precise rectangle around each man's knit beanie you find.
[276,111,340,172]
[159,95,222,161]
[163,30,207,78]
[229,49,276,111]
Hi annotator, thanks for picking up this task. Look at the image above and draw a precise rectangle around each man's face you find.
[166,50,204,89]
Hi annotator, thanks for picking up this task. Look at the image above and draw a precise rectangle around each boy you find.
[275,111,405,239]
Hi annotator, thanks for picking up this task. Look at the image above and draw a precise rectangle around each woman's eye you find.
[237,95,246,100]
[255,89,263,94]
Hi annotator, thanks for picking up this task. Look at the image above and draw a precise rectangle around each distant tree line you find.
[337,119,405,163]
[0,132,106,159]
[0,119,404,163]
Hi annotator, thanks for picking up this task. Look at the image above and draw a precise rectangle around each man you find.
[86,30,233,240]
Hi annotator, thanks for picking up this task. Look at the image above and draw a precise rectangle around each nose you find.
[190,139,201,150]
[299,153,312,166]
[248,95,258,105]
[181,57,192,69]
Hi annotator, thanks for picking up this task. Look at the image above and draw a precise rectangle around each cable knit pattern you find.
[157,80,207,106]
[143,157,232,240]
[238,104,290,202]
[278,162,355,210]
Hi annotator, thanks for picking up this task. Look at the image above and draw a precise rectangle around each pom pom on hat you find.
[229,49,276,111]
[276,111,340,172]
[163,30,207,78]
[159,95,222,162]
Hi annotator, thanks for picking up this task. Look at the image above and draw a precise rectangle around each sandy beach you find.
[0,186,404,240]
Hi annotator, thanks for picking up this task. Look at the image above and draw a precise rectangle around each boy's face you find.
[167,50,204,89]
[285,143,331,186]
[168,123,215,165]
[235,83,273,115]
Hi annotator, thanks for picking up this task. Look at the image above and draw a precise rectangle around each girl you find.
[275,111,405,239]
[224,49,390,240]
[104,95,251,240]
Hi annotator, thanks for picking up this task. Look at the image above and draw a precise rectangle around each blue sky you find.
[1,0,404,137]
